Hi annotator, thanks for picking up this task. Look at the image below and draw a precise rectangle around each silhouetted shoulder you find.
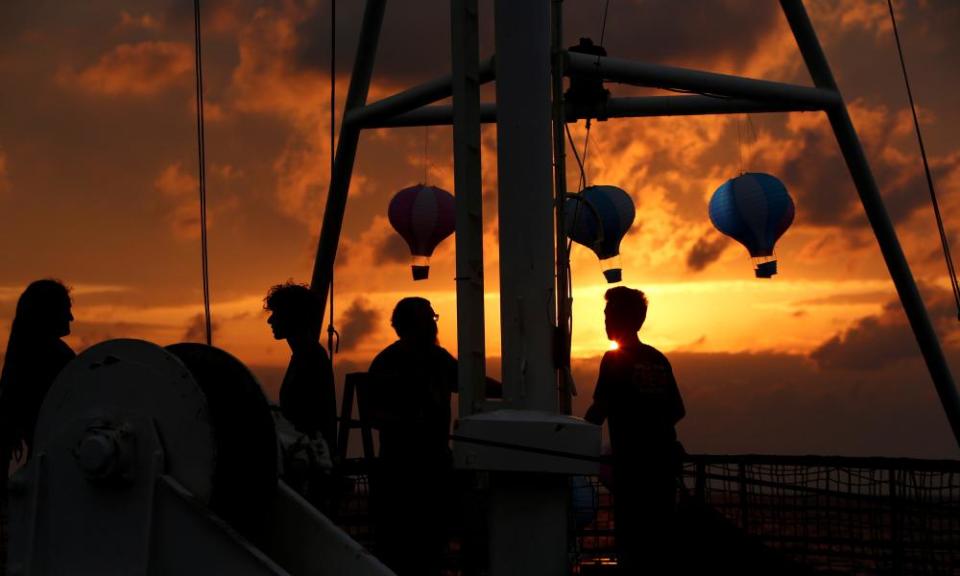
[639,343,672,366]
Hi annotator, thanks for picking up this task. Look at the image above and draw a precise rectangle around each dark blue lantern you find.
[565,185,636,283]
[709,172,795,278]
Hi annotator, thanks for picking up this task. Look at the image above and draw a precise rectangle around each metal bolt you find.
[75,432,118,479]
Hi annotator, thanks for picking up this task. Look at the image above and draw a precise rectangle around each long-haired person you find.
[0,279,75,467]
[0,279,75,565]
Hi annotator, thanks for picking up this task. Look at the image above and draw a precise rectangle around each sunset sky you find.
[2,0,959,457]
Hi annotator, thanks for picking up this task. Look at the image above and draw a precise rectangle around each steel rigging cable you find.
[887,0,960,320]
[327,0,340,355]
[193,0,212,345]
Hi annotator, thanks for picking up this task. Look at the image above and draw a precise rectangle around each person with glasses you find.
[367,296,457,576]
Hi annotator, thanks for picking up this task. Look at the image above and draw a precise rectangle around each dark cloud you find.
[810,288,960,371]
[338,297,380,352]
[292,0,452,82]
[774,113,958,232]
[568,0,781,68]
[686,231,727,271]
[182,313,218,343]
[569,349,959,459]
[290,0,781,86]
[375,232,412,265]
[810,312,917,371]
[778,123,862,228]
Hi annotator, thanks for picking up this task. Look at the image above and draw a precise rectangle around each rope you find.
[598,0,612,47]
[564,123,589,257]
[580,120,592,189]
[565,123,587,193]
[327,0,340,354]
[887,0,960,319]
[193,0,212,346]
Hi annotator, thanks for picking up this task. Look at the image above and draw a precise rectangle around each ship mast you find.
[307,0,960,572]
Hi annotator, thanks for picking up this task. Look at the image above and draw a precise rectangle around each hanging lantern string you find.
[424,126,429,185]
[327,0,340,353]
[887,0,960,319]
[564,123,587,194]
[193,0,212,346]
[736,115,743,175]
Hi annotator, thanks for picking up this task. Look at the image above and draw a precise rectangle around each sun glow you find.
[608,340,619,351]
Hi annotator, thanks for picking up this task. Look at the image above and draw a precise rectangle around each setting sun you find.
[608,340,619,351]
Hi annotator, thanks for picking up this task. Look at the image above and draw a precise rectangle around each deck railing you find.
[575,454,960,575]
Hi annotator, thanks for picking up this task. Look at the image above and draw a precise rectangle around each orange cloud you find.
[155,163,202,239]
[228,5,342,226]
[835,0,893,36]
[153,162,242,240]
[65,41,193,96]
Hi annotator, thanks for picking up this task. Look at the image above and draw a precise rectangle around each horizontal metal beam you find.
[566,51,841,109]
[344,57,494,127]
[359,94,823,128]
[360,103,495,127]
[593,94,824,118]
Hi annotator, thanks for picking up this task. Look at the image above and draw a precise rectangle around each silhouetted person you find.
[265,282,337,501]
[367,297,457,576]
[585,286,685,574]
[0,280,75,568]
[0,280,76,466]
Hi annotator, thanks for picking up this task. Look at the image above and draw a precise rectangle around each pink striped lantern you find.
[388,184,456,280]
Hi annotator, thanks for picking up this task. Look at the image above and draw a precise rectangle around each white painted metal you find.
[261,483,395,576]
[494,0,557,412]
[451,0,489,417]
[455,410,600,475]
[8,339,395,576]
[474,2,592,574]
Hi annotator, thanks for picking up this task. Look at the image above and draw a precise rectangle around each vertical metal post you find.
[309,0,387,319]
[780,0,960,449]
[487,3,568,575]
[495,0,558,413]
[451,0,488,417]
[551,0,573,415]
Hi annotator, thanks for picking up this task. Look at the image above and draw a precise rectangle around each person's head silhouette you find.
[391,297,439,345]
[604,286,647,345]
[11,279,73,341]
[264,282,322,342]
